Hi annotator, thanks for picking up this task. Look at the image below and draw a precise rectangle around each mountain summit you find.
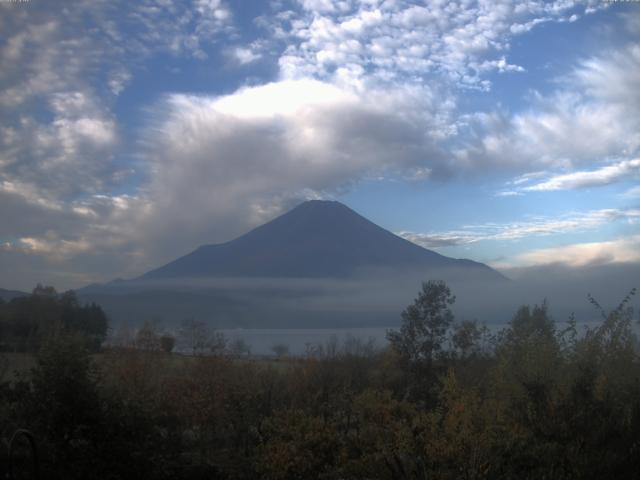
[80,200,506,327]
[141,200,504,280]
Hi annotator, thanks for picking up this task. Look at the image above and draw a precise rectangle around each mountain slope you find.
[141,200,504,280]
[0,287,28,302]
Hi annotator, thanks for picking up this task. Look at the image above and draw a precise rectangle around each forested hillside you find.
[0,285,108,352]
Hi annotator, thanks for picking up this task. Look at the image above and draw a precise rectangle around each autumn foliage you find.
[1,283,639,479]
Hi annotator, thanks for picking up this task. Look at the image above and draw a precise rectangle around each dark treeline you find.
[0,285,108,353]
[1,281,639,479]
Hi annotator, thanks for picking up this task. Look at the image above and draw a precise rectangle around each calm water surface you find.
[219,327,393,355]
[219,319,610,356]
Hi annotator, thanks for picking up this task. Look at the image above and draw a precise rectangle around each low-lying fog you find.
[85,262,640,341]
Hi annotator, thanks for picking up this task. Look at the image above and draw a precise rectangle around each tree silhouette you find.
[387,280,455,372]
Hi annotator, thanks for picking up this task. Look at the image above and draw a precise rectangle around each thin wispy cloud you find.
[524,159,640,192]
[461,41,640,174]
[622,186,640,199]
[398,208,640,248]
[497,235,640,268]
[227,45,263,65]
[498,158,640,195]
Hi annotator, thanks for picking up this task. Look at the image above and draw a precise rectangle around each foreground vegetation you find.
[1,282,639,479]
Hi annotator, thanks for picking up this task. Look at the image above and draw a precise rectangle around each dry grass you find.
[0,352,36,381]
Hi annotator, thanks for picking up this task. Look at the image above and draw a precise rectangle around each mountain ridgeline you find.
[80,200,506,327]
[141,200,505,281]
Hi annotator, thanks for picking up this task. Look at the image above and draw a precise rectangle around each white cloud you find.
[133,79,449,262]
[397,232,478,249]
[127,0,234,59]
[0,92,118,198]
[509,171,548,185]
[517,158,640,192]
[573,42,640,107]
[403,167,432,182]
[5,235,93,263]
[108,69,132,96]
[622,186,640,199]
[210,79,357,117]
[0,0,238,288]
[0,191,152,288]
[0,0,237,201]
[499,236,640,268]
[229,46,262,65]
[475,56,526,73]
[399,208,640,248]
[272,0,604,91]
[495,190,522,197]
[0,74,451,286]
[459,42,640,172]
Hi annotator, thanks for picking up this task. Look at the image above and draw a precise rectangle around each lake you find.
[219,318,612,356]
[219,327,394,355]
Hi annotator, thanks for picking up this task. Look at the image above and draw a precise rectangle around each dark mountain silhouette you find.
[79,200,507,327]
[141,200,505,281]
[0,287,28,302]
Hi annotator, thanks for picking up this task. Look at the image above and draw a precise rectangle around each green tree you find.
[271,343,290,358]
[229,337,251,358]
[451,319,484,360]
[159,334,176,353]
[26,335,103,478]
[178,318,212,355]
[0,286,107,352]
[387,280,455,371]
[135,320,160,351]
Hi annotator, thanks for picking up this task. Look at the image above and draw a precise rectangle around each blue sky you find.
[0,0,639,290]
